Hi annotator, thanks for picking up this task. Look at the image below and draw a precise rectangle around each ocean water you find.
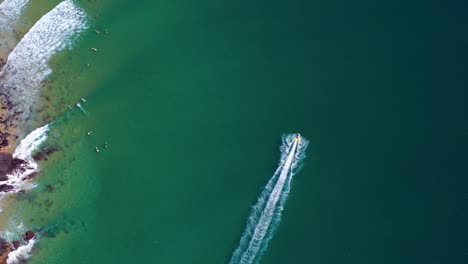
[1,0,468,263]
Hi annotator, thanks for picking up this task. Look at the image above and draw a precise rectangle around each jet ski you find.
[295,133,301,142]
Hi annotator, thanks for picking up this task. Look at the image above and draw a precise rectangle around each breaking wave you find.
[0,124,49,199]
[0,0,87,125]
[0,1,88,263]
[0,125,49,263]
[6,238,35,264]
[0,219,35,264]
[0,0,30,67]
[230,134,308,264]
[0,0,30,23]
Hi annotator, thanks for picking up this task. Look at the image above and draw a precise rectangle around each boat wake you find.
[230,134,308,264]
[0,0,87,128]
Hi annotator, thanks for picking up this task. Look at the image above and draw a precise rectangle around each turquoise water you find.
[1,0,468,263]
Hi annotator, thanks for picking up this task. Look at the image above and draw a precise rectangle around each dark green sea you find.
[1,0,468,263]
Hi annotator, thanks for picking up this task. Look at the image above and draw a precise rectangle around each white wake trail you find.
[230,134,309,264]
[0,0,87,126]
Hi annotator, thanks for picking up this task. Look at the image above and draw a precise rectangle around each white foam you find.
[230,134,309,264]
[0,124,49,195]
[0,0,29,24]
[6,238,35,264]
[0,220,26,242]
[0,125,48,263]
[0,0,87,121]
[0,0,29,62]
[13,124,49,161]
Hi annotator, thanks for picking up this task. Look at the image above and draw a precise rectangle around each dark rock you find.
[0,173,7,181]
[0,241,12,260]
[6,158,27,175]
[0,184,13,192]
[11,241,19,250]
[32,152,46,162]
[33,147,59,162]
[11,158,26,167]
[0,241,10,255]
[46,184,55,193]
[0,132,10,148]
[45,199,53,208]
[23,230,35,241]
[0,153,12,172]
[23,172,38,181]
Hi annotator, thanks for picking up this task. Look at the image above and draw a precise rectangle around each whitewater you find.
[0,1,88,263]
[0,124,49,203]
[0,0,32,71]
[0,0,87,194]
[0,0,30,23]
[0,0,87,126]
[230,134,309,264]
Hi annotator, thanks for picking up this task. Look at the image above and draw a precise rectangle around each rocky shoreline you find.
[0,146,58,263]
[0,152,33,191]
[0,21,63,264]
[0,230,35,264]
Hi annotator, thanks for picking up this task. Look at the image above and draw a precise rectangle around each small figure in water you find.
[94,29,100,34]
[81,98,87,103]
[87,131,93,135]
[91,47,98,52]
[95,147,100,153]
[104,142,108,149]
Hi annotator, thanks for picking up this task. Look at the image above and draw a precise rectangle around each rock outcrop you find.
[23,230,35,241]
[0,184,14,192]
[0,131,10,149]
[0,230,37,264]
[0,152,34,192]
[33,147,59,161]
[0,174,8,182]
[0,152,12,173]
[0,240,13,264]
[8,158,28,174]
[11,241,19,250]
[23,172,38,181]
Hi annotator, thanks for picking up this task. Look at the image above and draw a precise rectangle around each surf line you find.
[230,133,309,264]
[0,0,88,129]
[0,0,30,23]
